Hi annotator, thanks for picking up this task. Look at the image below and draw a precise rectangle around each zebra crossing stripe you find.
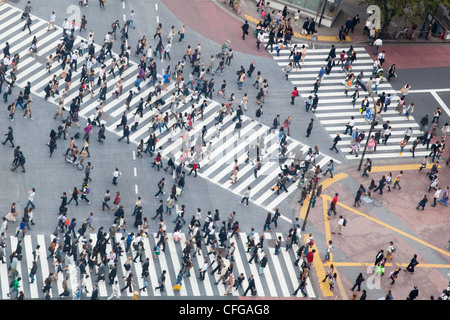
[9,236,24,295]
[189,239,215,296]
[38,235,55,298]
[257,233,278,297]
[264,233,290,297]
[228,139,281,192]
[128,236,148,297]
[0,255,9,299]
[141,236,161,296]
[24,235,38,298]
[238,232,265,296]
[89,234,109,297]
[0,231,318,298]
[166,233,188,296]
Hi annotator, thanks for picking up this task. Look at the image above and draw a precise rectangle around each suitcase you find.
[173,284,182,291]
[251,287,257,296]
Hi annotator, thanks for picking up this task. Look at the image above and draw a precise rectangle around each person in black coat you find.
[243,274,255,296]
[241,20,249,40]
[108,263,117,285]
[405,254,419,273]
[407,286,419,300]
[373,175,386,195]
[2,126,14,147]
[306,119,314,137]
[351,273,365,291]
[308,19,316,35]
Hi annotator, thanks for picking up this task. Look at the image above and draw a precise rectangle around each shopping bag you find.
[173,284,182,291]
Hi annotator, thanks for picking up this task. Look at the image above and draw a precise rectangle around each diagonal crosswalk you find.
[265,36,428,160]
[0,231,314,299]
[0,3,339,214]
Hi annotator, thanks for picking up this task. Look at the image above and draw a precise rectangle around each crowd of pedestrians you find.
[0,0,448,301]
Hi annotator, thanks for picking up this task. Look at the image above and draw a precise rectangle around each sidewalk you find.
[217,0,450,46]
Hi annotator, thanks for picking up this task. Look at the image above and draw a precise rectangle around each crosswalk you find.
[266,37,428,160]
[0,3,339,214]
[0,231,315,299]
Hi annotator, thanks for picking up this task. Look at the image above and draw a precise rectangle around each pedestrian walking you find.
[331,215,345,235]
[351,273,365,291]
[389,267,401,285]
[416,195,428,210]
[407,286,419,300]
[112,168,122,185]
[405,254,419,273]
[306,119,314,137]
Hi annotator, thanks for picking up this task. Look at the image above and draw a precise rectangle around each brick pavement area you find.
[309,162,450,300]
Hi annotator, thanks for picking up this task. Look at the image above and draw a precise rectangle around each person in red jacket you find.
[306,249,316,267]
[290,86,298,105]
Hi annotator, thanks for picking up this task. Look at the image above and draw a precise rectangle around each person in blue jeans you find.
[129,10,135,29]
[25,188,36,209]
[262,212,272,231]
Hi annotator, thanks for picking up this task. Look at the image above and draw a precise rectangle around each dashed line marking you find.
[134,167,137,177]
[135,184,139,194]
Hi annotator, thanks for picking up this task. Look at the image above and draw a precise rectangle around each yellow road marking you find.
[321,194,450,258]
[304,234,334,297]
[320,172,348,191]
[369,163,440,172]
[300,173,348,220]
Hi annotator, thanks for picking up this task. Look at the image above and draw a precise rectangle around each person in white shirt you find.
[26,188,36,209]
[431,187,442,207]
[70,51,79,72]
[130,10,135,29]
[199,260,208,280]
[47,11,56,31]
[107,280,121,300]
[1,217,7,234]
[3,55,10,71]
[373,38,383,55]
[332,216,345,235]
[324,240,334,261]
[104,32,112,44]
[163,41,172,61]
[257,32,265,50]
[61,19,69,36]
[194,208,202,226]
[377,50,385,66]
[344,116,355,135]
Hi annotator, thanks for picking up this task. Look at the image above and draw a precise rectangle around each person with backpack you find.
[326,193,339,218]
[155,178,166,198]
[11,151,25,173]
[332,215,346,235]
[322,159,335,178]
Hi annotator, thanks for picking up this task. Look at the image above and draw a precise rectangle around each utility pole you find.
[358,108,377,171]
[301,168,321,231]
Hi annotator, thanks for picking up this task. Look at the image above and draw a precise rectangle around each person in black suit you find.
[108,263,117,285]
[241,20,249,40]
[152,200,164,220]
[116,111,127,129]
[243,274,255,296]
[308,19,316,35]
[374,250,384,265]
